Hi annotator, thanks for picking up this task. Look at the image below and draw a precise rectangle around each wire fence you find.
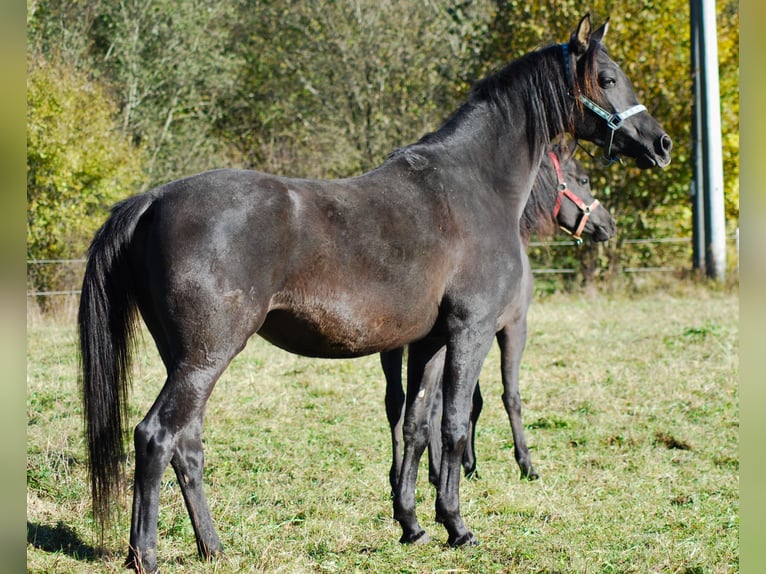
[26,233,739,298]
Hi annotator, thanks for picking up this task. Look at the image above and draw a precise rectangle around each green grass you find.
[27,286,738,573]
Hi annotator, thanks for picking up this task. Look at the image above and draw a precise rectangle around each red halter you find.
[548,150,600,244]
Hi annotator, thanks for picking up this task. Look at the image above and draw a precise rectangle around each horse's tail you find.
[78,192,155,531]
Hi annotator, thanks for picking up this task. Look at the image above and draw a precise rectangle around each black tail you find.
[78,192,155,531]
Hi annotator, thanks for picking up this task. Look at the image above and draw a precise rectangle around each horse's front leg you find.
[381,349,406,495]
[393,340,445,544]
[436,326,494,546]
[497,320,539,480]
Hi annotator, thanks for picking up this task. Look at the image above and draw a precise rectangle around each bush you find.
[26,56,146,295]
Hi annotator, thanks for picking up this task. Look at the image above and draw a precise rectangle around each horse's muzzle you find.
[653,133,673,167]
[636,133,672,169]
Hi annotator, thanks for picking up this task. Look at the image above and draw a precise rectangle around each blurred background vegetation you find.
[26,0,739,299]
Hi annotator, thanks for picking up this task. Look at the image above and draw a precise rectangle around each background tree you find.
[217,0,491,178]
[26,0,739,296]
[28,0,246,187]
[26,56,146,295]
[482,0,738,284]
[86,0,245,186]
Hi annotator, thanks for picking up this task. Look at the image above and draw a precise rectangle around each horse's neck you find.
[439,98,542,191]
[389,45,566,221]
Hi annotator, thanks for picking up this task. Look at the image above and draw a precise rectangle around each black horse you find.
[78,13,670,572]
[381,138,615,495]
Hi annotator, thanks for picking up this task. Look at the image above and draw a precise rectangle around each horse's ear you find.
[555,136,577,161]
[570,13,592,55]
[590,17,609,45]
[563,136,578,160]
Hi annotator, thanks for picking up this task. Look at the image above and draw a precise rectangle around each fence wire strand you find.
[27,233,739,297]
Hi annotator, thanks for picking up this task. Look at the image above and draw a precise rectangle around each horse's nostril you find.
[660,134,672,153]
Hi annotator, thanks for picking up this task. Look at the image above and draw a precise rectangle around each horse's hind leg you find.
[127,360,228,572]
[171,417,223,562]
[462,382,483,479]
[497,323,539,480]
[381,349,406,495]
[427,382,443,489]
[393,340,444,544]
[429,377,482,483]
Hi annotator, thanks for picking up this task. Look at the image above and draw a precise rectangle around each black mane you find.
[471,44,572,154]
[392,38,603,167]
[401,43,577,161]
[519,154,559,243]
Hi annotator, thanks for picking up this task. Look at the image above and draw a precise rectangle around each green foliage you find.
[483,0,738,280]
[28,0,245,187]
[26,0,739,291]
[85,0,244,185]
[716,1,740,222]
[217,0,491,177]
[26,57,146,292]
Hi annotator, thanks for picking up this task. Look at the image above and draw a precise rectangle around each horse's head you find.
[550,139,616,243]
[565,14,672,168]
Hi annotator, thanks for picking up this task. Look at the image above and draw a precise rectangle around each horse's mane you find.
[519,152,559,244]
[470,45,572,155]
[392,39,602,170]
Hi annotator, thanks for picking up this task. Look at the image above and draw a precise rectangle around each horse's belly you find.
[258,295,436,359]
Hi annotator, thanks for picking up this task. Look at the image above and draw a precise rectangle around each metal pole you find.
[690,0,705,271]
[699,0,727,281]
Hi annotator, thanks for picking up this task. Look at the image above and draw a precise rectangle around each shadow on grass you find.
[27,520,97,561]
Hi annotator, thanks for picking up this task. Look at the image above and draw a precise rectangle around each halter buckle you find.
[607,114,624,130]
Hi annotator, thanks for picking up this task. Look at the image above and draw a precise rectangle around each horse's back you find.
[129,167,454,360]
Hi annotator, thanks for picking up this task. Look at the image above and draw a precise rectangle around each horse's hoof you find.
[204,547,226,563]
[520,466,540,481]
[125,550,158,574]
[464,468,480,481]
[449,531,479,547]
[400,529,431,545]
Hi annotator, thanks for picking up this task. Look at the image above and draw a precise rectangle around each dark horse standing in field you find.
[79,14,670,572]
[381,139,616,492]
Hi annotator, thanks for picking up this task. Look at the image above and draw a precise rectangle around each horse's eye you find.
[580,177,589,185]
[601,77,616,88]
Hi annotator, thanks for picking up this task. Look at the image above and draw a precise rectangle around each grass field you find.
[27,285,738,573]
